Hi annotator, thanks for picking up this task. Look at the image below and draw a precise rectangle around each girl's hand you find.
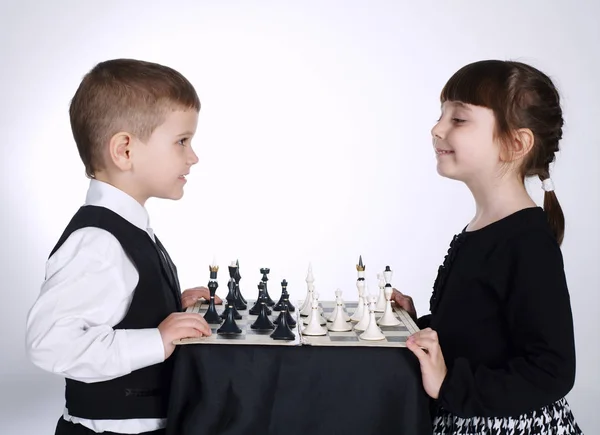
[181,286,223,309]
[406,328,447,399]
[391,289,417,320]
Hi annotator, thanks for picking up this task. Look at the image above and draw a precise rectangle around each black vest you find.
[48,205,182,419]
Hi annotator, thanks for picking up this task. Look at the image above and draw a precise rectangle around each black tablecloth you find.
[167,344,432,435]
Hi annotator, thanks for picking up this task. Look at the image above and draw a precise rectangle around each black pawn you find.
[251,302,275,330]
[273,302,296,327]
[220,280,242,320]
[203,281,222,324]
[274,279,295,312]
[217,302,242,335]
[271,307,296,340]
[260,268,276,306]
[250,283,271,315]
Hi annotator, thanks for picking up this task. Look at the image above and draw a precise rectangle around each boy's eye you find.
[177,138,188,146]
[452,118,466,123]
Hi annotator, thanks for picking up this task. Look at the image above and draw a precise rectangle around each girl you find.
[393,60,583,434]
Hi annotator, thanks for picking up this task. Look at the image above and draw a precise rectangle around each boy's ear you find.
[108,132,134,171]
[500,128,535,162]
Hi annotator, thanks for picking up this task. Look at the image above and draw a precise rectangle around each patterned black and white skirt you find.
[433,397,583,435]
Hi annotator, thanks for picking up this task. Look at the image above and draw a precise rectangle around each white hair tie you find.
[542,178,555,192]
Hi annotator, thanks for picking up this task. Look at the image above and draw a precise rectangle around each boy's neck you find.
[465,175,536,232]
[93,173,148,206]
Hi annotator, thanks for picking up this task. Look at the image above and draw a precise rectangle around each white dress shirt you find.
[26,180,168,434]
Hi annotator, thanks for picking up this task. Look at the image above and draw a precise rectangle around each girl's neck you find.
[465,175,536,232]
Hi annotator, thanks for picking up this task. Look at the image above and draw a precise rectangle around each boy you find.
[26,58,220,435]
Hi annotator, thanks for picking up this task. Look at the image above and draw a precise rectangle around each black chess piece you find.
[203,280,222,324]
[250,302,275,330]
[235,260,247,305]
[271,305,296,340]
[273,298,296,327]
[217,290,242,335]
[250,283,272,315]
[220,279,242,320]
[260,268,275,306]
[229,264,247,310]
[274,279,295,312]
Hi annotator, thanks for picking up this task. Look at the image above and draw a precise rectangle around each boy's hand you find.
[406,328,447,399]
[181,286,223,309]
[158,313,212,359]
[391,288,417,320]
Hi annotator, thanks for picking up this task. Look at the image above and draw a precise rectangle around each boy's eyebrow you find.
[176,131,195,137]
[441,101,472,111]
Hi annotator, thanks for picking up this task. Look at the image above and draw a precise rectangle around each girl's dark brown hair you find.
[440,60,565,245]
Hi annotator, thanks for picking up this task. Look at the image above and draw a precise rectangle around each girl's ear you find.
[500,128,535,162]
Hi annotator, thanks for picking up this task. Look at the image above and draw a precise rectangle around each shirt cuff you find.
[124,328,165,372]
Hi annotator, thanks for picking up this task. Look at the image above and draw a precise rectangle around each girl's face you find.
[431,100,504,185]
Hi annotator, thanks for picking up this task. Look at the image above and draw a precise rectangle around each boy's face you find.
[132,108,199,203]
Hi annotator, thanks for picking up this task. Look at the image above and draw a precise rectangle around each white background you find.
[1,0,598,432]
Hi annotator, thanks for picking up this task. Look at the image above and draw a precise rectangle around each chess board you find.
[298,301,420,348]
[174,300,301,346]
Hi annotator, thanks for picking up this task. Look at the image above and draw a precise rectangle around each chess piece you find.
[375,272,386,312]
[274,279,295,312]
[260,268,275,306]
[302,298,327,336]
[235,259,247,305]
[250,283,272,315]
[328,296,353,332]
[229,262,246,310]
[378,286,401,326]
[271,305,296,340]
[351,256,366,321]
[350,280,366,322]
[220,279,242,320]
[303,292,326,325]
[383,265,393,297]
[327,289,351,322]
[273,298,297,327]
[299,263,314,312]
[217,296,242,335]
[251,301,275,330]
[203,273,222,324]
[354,282,372,331]
[360,295,386,340]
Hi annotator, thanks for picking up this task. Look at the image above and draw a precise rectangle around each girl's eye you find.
[452,118,466,123]
[177,138,188,146]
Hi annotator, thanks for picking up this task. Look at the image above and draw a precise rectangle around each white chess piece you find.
[299,263,314,312]
[302,297,327,336]
[328,297,353,331]
[354,282,372,331]
[377,286,401,326]
[303,291,326,325]
[375,272,386,312]
[350,279,366,322]
[328,289,350,322]
[360,295,386,340]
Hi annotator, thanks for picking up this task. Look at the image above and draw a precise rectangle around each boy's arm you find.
[26,228,165,383]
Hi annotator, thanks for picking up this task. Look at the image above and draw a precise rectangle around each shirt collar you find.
[85,179,154,239]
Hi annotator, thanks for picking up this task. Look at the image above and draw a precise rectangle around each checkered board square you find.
[174,300,301,346]
[299,301,420,348]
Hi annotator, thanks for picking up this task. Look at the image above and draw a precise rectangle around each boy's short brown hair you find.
[69,58,201,178]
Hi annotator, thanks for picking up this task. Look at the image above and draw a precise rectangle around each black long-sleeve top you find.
[419,207,576,418]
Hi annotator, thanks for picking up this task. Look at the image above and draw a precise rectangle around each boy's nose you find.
[188,148,199,165]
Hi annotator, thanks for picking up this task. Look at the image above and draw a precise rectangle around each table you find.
[166,344,433,435]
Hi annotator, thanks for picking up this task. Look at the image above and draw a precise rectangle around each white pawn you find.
[303,291,326,325]
[354,282,372,332]
[350,279,366,322]
[377,286,401,326]
[302,297,327,336]
[327,289,349,322]
[360,295,386,340]
[328,297,353,332]
[375,272,386,312]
